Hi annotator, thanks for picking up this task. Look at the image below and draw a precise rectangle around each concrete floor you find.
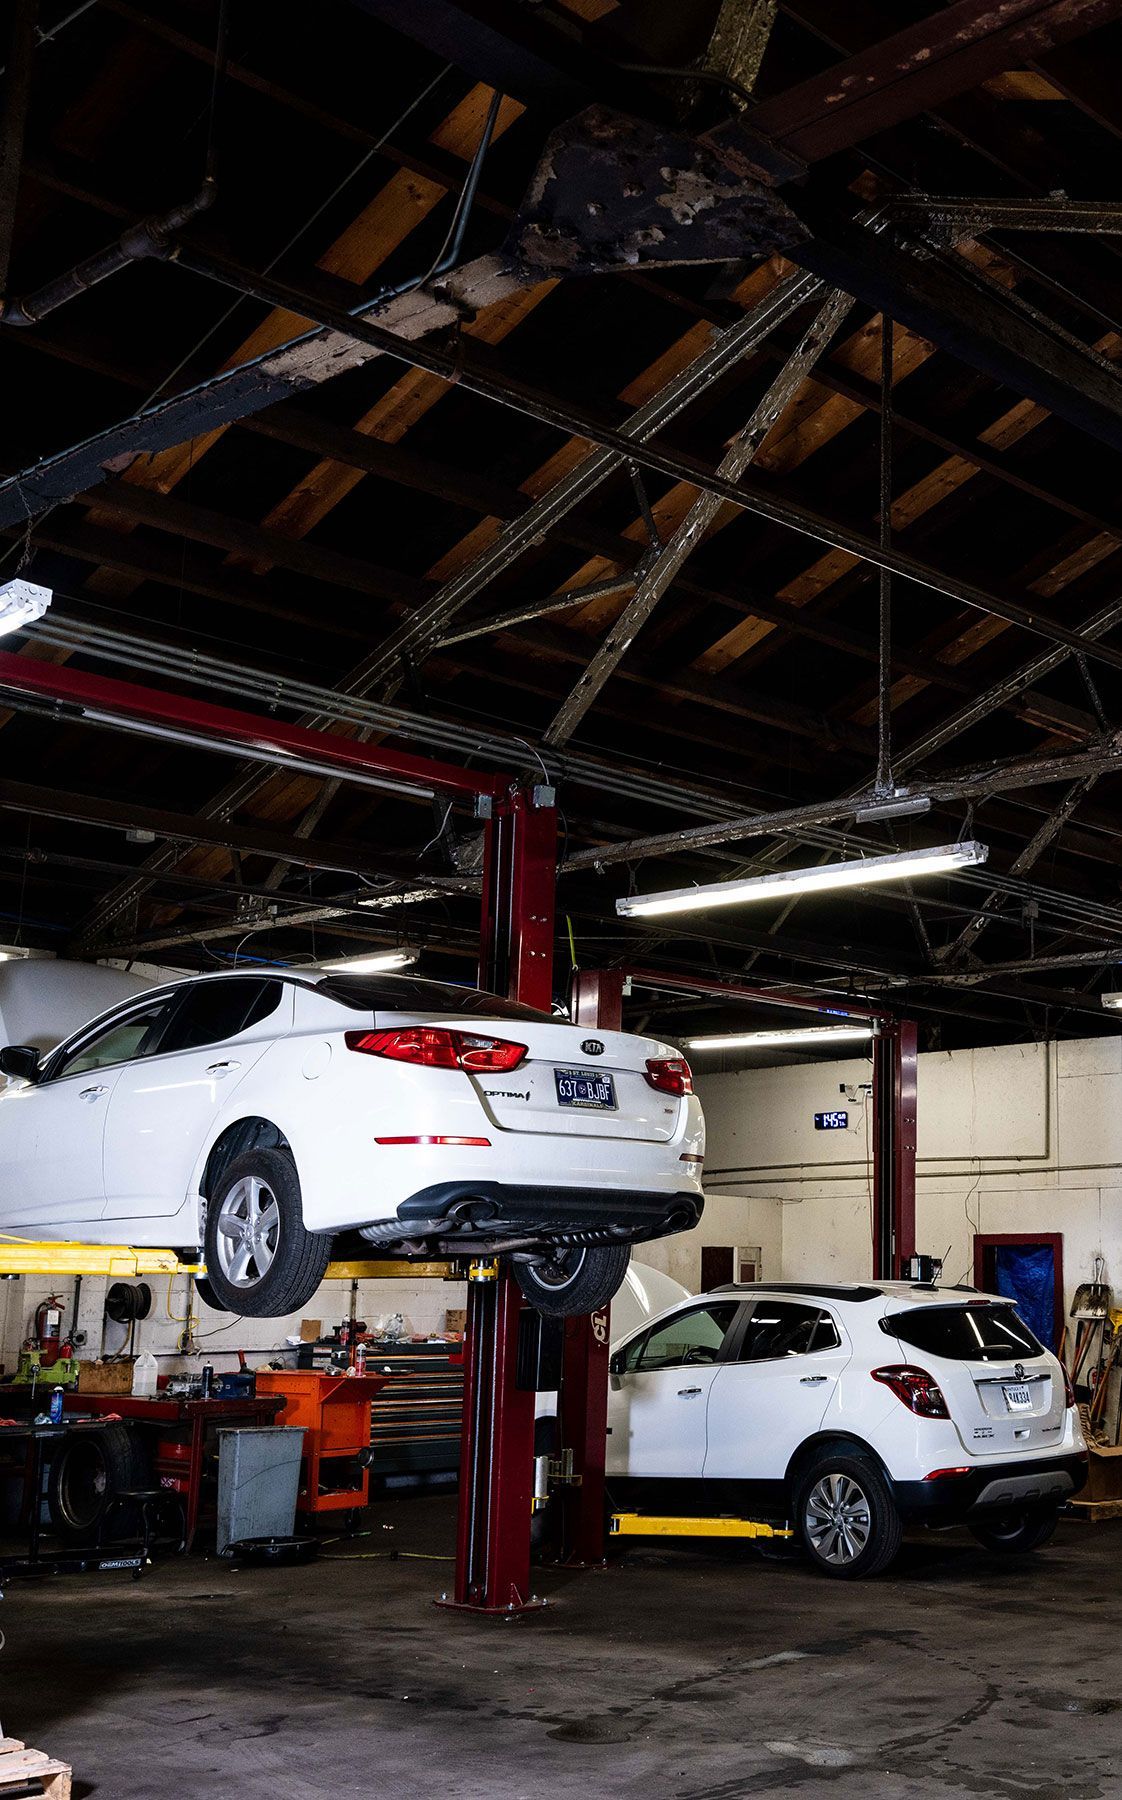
[3,1495,1120,1799]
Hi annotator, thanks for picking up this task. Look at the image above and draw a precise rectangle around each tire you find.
[795,1452,903,1579]
[969,1508,1059,1554]
[203,1147,332,1317]
[512,1243,631,1318]
[48,1422,150,1541]
[193,1275,222,1312]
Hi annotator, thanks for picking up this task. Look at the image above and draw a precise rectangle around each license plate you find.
[554,1067,616,1110]
[1003,1384,1033,1412]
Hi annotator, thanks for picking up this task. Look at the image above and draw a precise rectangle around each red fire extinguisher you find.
[34,1295,67,1366]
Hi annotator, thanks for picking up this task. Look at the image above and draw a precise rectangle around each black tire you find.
[794,1452,903,1579]
[193,1275,222,1311]
[511,1243,630,1318]
[47,1423,150,1542]
[969,1508,1059,1554]
[203,1147,332,1317]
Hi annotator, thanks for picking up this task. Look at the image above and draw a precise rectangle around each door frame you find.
[973,1232,1064,1349]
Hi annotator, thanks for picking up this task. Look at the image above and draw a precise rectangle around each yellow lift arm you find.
[610,1513,793,1541]
[0,1237,456,1282]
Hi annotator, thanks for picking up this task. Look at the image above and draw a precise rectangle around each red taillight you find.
[871,1364,950,1419]
[924,1467,972,1481]
[645,1056,693,1097]
[345,1027,527,1073]
[1062,1363,1076,1409]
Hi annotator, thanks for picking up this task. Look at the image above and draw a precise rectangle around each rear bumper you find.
[360,1181,703,1253]
[893,1451,1088,1520]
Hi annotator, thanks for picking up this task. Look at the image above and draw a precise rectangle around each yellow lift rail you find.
[610,1512,794,1542]
[0,1237,456,1283]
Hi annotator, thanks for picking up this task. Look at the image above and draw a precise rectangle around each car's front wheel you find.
[511,1243,630,1317]
[969,1509,1059,1554]
[795,1452,903,1579]
[203,1147,332,1317]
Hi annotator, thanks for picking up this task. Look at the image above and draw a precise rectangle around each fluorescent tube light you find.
[688,1025,875,1050]
[0,580,51,638]
[1101,992,1122,1011]
[616,841,988,919]
[318,949,418,974]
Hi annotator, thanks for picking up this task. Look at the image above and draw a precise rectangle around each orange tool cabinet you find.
[255,1371,389,1515]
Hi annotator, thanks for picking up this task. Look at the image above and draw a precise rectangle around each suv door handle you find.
[677,1386,703,1397]
[799,1374,829,1385]
[78,1085,107,1101]
[206,1060,241,1076]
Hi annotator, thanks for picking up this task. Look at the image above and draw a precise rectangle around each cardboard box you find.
[1084,1442,1122,1503]
[77,1359,133,1395]
[298,1319,322,1343]
[445,1309,466,1335]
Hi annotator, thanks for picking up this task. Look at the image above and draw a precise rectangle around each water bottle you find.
[132,1350,158,1398]
[49,1386,64,1425]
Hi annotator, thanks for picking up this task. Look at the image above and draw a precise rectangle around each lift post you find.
[440,785,559,1615]
[872,1020,918,1280]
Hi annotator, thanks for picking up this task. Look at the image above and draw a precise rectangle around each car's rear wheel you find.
[203,1147,332,1317]
[795,1453,903,1579]
[969,1508,1059,1554]
[511,1243,630,1318]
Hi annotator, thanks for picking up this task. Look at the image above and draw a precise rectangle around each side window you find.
[159,979,283,1055]
[738,1302,841,1362]
[54,999,175,1080]
[624,1302,739,1373]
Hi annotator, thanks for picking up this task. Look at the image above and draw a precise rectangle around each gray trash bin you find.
[216,1425,304,1554]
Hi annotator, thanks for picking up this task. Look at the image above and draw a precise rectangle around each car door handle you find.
[799,1374,829,1385]
[78,1085,107,1101]
[677,1386,703,1397]
[206,1060,241,1076]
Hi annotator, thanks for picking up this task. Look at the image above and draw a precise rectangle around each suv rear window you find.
[317,974,553,1023]
[884,1304,1045,1364]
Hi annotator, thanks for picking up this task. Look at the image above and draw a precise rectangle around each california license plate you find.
[554,1067,616,1110]
[1003,1384,1033,1412]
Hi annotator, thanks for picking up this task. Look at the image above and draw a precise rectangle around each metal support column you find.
[571,968,624,1032]
[872,1021,918,1279]
[444,785,558,1614]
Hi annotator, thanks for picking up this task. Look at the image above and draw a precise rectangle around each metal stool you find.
[100,1486,186,1560]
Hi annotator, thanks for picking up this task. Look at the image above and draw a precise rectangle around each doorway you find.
[700,1245,762,1291]
[973,1233,1064,1351]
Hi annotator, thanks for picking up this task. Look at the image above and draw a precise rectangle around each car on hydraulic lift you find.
[0,968,705,1318]
[605,1279,1086,1577]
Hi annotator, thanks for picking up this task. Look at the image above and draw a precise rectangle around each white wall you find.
[0,1270,465,1377]
[695,1034,1122,1312]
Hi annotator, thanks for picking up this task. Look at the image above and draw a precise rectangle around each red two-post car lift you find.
[0,650,919,1617]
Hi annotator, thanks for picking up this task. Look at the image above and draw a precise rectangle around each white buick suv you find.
[0,969,705,1318]
[606,1281,1086,1577]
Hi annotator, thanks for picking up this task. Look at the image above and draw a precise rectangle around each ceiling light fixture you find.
[318,949,418,974]
[616,841,989,919]
[688,1025,876,1050]
[0,946,31,963]
[0,580,52,638]
[1101,992,1122,1011]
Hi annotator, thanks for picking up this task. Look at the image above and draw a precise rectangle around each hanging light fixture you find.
[687,1025,876,1050]
[318,949,418,974]
[616,841,988,919]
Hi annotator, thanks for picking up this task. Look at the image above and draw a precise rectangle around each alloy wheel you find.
[804,1471,873,1566]
[214,1174,281,1290]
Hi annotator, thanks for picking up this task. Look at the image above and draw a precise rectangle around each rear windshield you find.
[884,1304,1046,1364]
[316,974,553,1024]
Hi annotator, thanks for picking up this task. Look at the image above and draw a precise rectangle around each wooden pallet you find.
[1069,1497,1122,1522]
[0,1739,71,1797]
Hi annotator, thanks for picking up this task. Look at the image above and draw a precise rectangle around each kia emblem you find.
[581,1038,605,1056]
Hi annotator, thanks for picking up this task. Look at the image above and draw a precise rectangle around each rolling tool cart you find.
[255,1370,388,1518]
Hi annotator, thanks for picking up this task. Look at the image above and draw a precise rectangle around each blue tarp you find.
[993,1243,1056,1348]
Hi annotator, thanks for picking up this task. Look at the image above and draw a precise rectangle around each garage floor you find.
[4,1495,1119,1799]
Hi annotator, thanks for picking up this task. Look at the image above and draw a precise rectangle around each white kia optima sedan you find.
[606,1281,1086,1577]
[0,969,704,1317]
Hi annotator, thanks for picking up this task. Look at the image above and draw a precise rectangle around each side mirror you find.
[0,1045,41,1083]
[609,1372,622,1393]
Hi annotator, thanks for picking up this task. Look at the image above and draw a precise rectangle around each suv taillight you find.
[345,1027,527,1073]
[645,1056,693,1096]
[871,1364,950,1419]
